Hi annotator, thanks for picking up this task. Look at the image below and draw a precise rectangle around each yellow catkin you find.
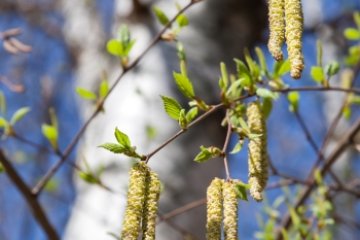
[247,101,268,202]
[223,181,239,240]
[142,171,161,240]
[206,178,223,240]
[268,0,286,61]
[285,0,304,79]
[121,162,149,240]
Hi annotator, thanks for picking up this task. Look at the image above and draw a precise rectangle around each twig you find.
[0,150,59,240]
[32,0,203,195]
[275,86,360,95]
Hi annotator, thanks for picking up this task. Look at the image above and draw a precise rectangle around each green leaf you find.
[343,105,352,120]
[173,72,195,99]
[114,128,131,148]
[230,139,244,154]
[98,143,126,154]
[99,80,109,98]
[235,181,248,201]
[344,28,360,40]
[234,59,252,87]
[354,12,360,29]
[176,14,189,27]
[273,59,290,77]
[219,62,229,90]
[178,109,187,129]
[185,107,198,123]
[0,117,8,128]
[310,66,325,83]
[0,91,6,115]
[177,42,186,62]
[123,40,136,56]
[238,117,249,132]
[350,95,360,105]
[262,98,273,119]
[79,171,98,184]
[76,87,97,100]
[153,6,170,26]
[255,47,268,74]
[42,124,58,149]
[288,92,300,112]
[194,146,221,163]
[10,107,30,125]
[161,95,182,120]
[324,61,340,77]
[106,39,124,56]
[244,49,261,81]
[256,88,279,100]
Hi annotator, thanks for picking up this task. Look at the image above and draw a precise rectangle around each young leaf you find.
[79,171,99,184]
[173,72,195,99]
[153,6,170,26]
[161,95,182,120]
[344,28,360,40]
[76,87,97,100]
[230,139,244,154]
[324,62,340,77]
[255,47,268,74]
[220,62,229,90]
[176,14,189,28]
[234,59,252,86]
[106,39,123,56]
[244,49,260,81]
[256,88,279,100]
[194,146,221,163]
[235,181,249,201]
[99,80,109,98]
[0,117,8,128]
[273,59,291,77]
[288,92,300,112]
[310,66,325,83]
[343,105,352,120]
[98,143,126,154]
[10,107,30,125]
[114,128,131,148]
[42,124,58,149]
[178,109,187,129]
[185,107,198,123]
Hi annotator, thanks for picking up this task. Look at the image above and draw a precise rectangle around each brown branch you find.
[275,86,360,95]
[32,0,203,195]
[0,150,59,240]
[276,118,360,239]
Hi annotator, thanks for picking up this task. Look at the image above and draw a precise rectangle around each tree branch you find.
[0,150,59,240]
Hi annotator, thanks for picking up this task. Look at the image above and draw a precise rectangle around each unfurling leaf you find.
[114,128,131,148]
[256,88,279,100]
[76,87,97,100]
[99,79,109,98]
[42,124,58,149]
[194,146,222,163]
[173,72,195,99]
[235,181,249,201]
[176,14,189,28]
[178,109,187,129]
[344,28,360,40]
[106,39,124,56]
[325,62,340,77]
[153,7,170,26]
[288,91,300,112]
[10,107,30,125]
[98,143,126,154]
[311,66,325,83]
[161,95,182,120]
[185,107,198,123]
[262,98,273,119]
[230,139,244,154]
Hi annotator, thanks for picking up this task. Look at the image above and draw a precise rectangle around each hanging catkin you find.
[247,101,268,202]
[142,171,161,240]
[223,180,239,240]
[121,162,149,240]
[206,178,223,240]
[268,0,286,61]
[285,0,304,79]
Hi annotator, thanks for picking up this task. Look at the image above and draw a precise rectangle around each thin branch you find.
[275,118,360,239]
[275,86,360,95]
[32,0,203,195]
[0,150,59,240]
[158,198,206,223]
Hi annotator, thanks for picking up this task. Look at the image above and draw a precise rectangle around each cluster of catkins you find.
[268,0,304,79]
[121,162,161,240]
[247,101,268,202]
[206,178,239,240]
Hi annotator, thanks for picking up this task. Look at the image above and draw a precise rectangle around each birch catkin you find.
[247,101,268,202]
[142,171,161,240]
[121,162,148,240]
[223,181,239,240]
[285,0,304,79]
[268,0,286,61]
[206,178,223,240]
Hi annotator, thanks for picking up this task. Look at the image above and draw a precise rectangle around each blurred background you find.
[0,0,360,239]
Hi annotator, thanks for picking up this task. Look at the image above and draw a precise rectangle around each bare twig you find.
[0,150,59,240]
